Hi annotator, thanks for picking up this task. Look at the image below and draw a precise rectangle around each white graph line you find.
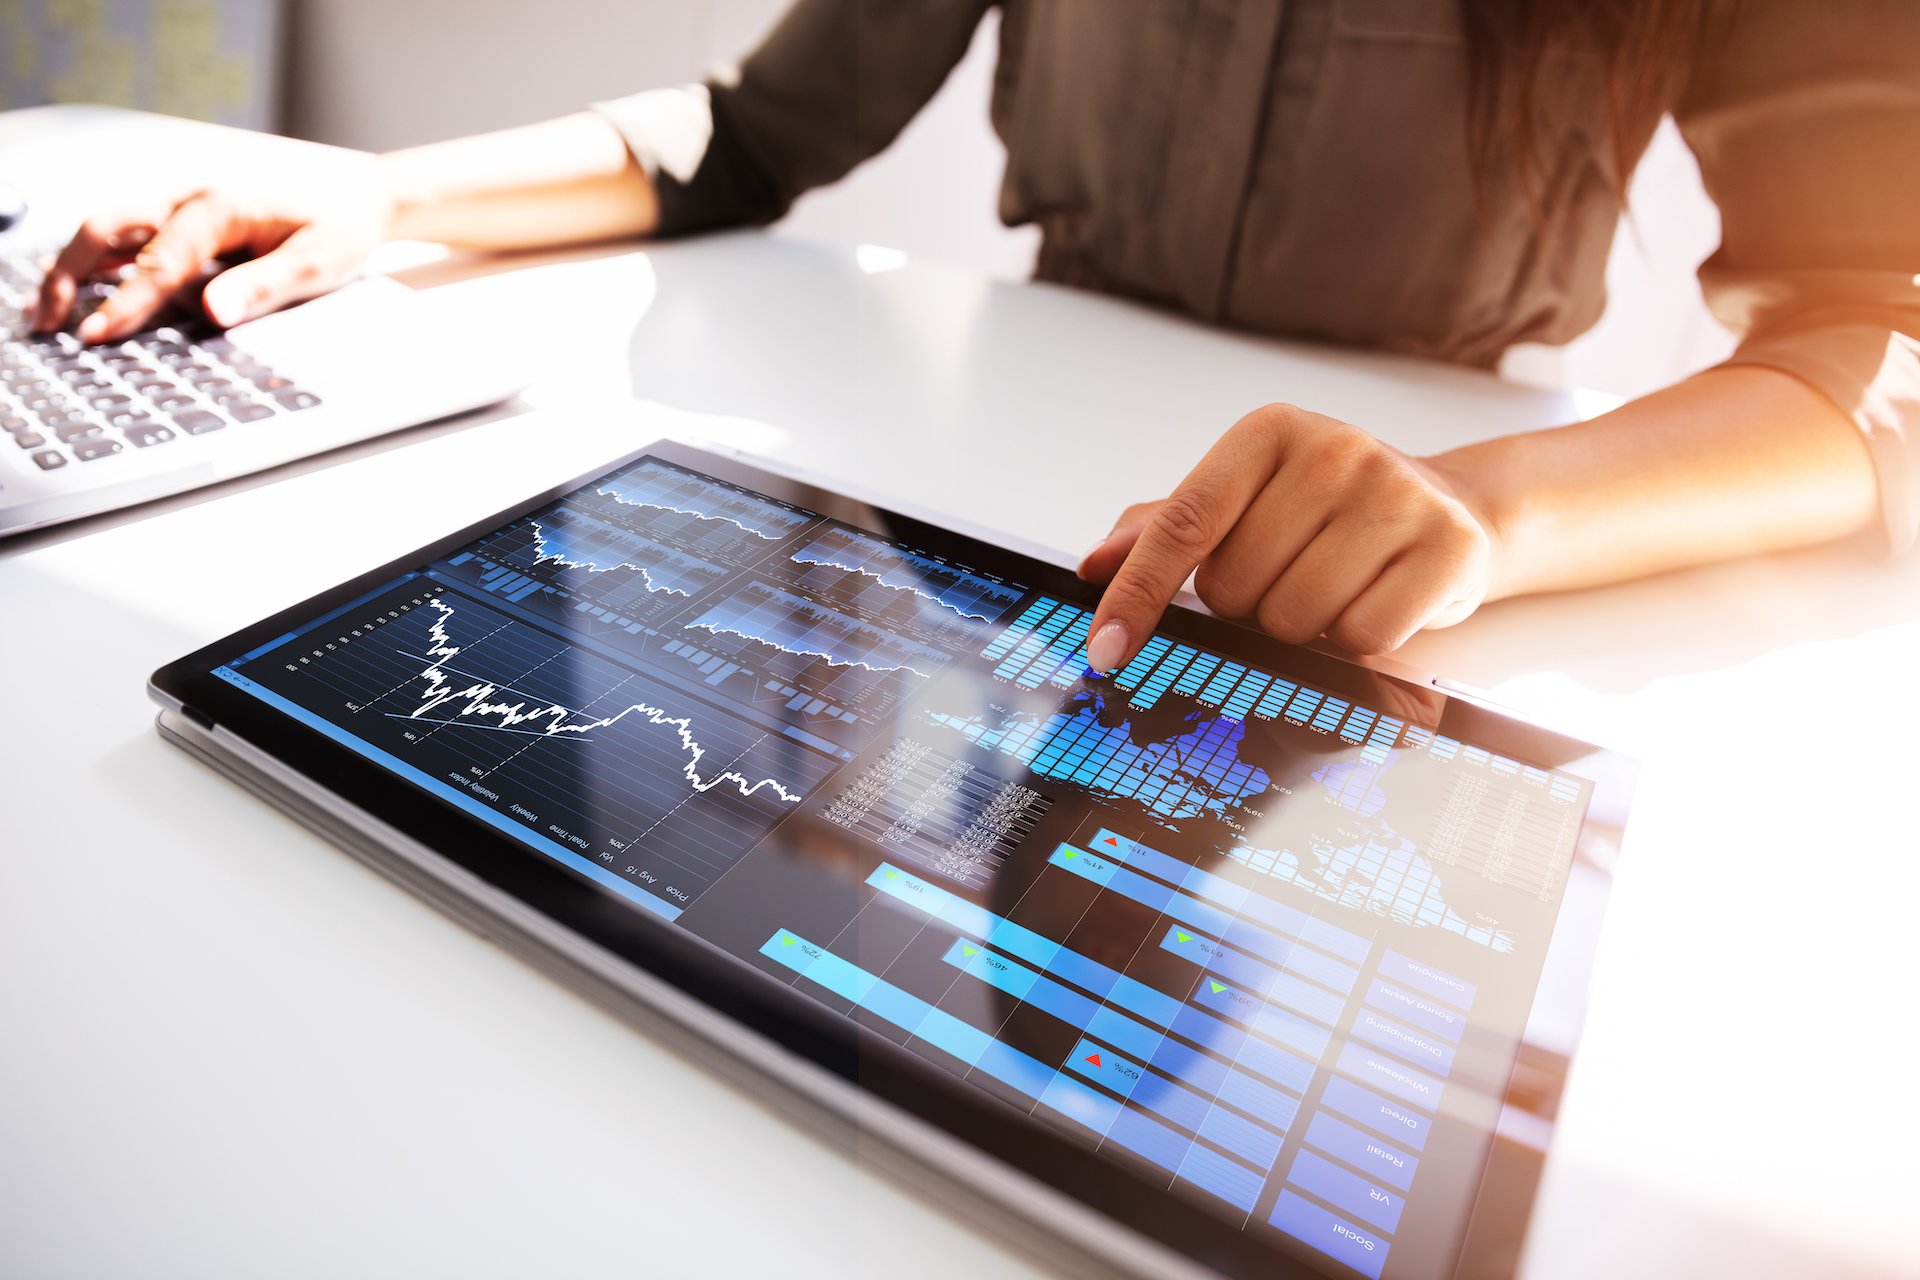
[681,619,935,679]
[788,548,995,622]
[406,598,802,802]
[596,485,783,540]
[526,520,686,596]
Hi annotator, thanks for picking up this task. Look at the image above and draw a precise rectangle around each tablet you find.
[149,439,1634,1280]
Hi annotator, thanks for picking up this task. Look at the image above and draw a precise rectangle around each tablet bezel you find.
[150,438,1629,1280]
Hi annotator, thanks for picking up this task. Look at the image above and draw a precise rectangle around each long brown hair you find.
[1461,0,1737,205]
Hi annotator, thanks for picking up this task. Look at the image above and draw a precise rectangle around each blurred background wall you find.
[4,0,1736,400]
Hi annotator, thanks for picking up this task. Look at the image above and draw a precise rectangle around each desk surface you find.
[2,108,1916,1280]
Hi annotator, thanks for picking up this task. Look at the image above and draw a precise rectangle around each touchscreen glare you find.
[210,455,1601,1280]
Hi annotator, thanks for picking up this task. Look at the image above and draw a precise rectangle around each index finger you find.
[31,196,179,332]
[1084,407,1295,673]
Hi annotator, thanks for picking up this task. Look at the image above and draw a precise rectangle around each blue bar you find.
[1130,1070,1213,1134]
[1114,636,1172,689]
[1251,679,1299,719]
[1145,1034,1226,1095]
[1310,698,1349,733]
[1379,950,1477,1011]
[1304,1112,1417,1192]
[1066,1039,1147,1099]
[1106,1106,1194,1174]
[1040,1073,1123,1136]
[1192,977,1333,1059]
[1161,926,1348,1026]
[1362,978,1464,1042]
[1176,1144,1265,1213]
[1269,1191,1388,1279]
[1286,1148,1404,1232]
[1285,688,1323,720]
[1199,1105,1284,1170]
[1090,830,1372,964]
[1320,1077,1433,1151]
[1169,1004,1316,1095]
[941,940,1100,1030]
[1281,945,1361,995]
[980,598,1059,659]
[1172,653,1222,694]
[1336,1042,1444,1113]
[973,1039,1056,1099]
[1350,1009,1456,1076]
[1216,1067,1301,1133]
[1048,843,1121,886]
[1086,1005,1164,1060]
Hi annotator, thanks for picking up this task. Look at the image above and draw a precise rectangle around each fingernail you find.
[76,313,106,343]
[1086,620,1130,673]
[1077,532,1115,577]
[205,288,240,328]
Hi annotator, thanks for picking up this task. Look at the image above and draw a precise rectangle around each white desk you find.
[3,109,1916,1280]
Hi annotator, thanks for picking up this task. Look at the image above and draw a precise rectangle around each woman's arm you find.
[1077,363,1878,671]
[33,112,656,343]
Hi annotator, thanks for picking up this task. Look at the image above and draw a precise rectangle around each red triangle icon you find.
[1084,1053,1102,1067]
[1104,838,1119,847]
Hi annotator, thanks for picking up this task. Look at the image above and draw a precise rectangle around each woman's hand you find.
[1077,403,1500,668]
[31,177,395,343]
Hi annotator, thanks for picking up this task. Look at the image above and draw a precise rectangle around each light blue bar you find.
[1129,1070,1211,1133]
[1285,688,1324,719]
[1066,1039,1146,1100]
[1113,636,1172,690]
[973,1039,1056,1099]
[1165,1004,1315,1096]
[1107,1106,1194,1173]
[1336,1041,1444,1113]
[1217,1068,1300,1132]
[1087,1005,1164,1059]
[1040,1073,1123,1136]
[918,1009,997,1067]
[1252,679,1299,719]
[1192,976,1333,1058]
[1199,1105,1284,1170]
[943,938,1040,1000]
[981,599,1059,659]
[1048,843,1121,886]
[1310,698,1350,733]
[1304,1111,1417,1192]
[1176,1143,1264,1213]
[1172,654,1221,695]
[1269,1191,1388,1279]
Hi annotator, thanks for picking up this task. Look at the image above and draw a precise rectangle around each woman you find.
[33,0,1918,672]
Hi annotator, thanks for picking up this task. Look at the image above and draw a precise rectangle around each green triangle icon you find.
[1063,850,1079,858]
[884,869,901,880]
[1177,931,1192,943]
[781,935,798,946]
[962,945,980,957]
[1209,980,1227,994]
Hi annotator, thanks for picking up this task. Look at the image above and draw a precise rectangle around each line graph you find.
[685,580,952,679]
[249,583,843,896]
[595,461,812,542]
[408,598,801,802]
[788,528,1022,624]
[525,511,728,597]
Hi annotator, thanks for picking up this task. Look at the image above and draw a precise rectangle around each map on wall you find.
[0,0,281,132]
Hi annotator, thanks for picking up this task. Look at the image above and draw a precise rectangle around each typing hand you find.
[31,179,391,343]
[1076,404,1497,666]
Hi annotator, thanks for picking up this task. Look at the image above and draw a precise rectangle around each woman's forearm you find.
[1430,365,1881,601]
[377,112,659,249]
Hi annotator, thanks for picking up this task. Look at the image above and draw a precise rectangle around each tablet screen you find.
[203,451,1605,1280]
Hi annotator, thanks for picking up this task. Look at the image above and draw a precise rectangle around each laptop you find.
[148,437,1635,1280]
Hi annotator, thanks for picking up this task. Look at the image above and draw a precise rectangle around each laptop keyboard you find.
[0,251,324,473]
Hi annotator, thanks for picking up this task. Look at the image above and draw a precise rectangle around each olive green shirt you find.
[597,0,1920,550]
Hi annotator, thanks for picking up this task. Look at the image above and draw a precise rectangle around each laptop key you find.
[14,430,45,448]
[151,392,197,412]
[274,389,322,411]
[229,401,275,423]
[0,412,25,432]
[124,422,176,447]
[30,449,65,470]
[39,408,87,427]
[71,436,122,461]
[55,422,105,443]
[89,393,133,410]
[172,410,225,435]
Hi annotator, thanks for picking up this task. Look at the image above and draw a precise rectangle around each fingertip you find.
[1086,619,1131,674]
[75,312,108,344]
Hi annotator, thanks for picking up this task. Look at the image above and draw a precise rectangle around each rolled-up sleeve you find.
[1680,0,1920,551]
[596,0,995,237]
